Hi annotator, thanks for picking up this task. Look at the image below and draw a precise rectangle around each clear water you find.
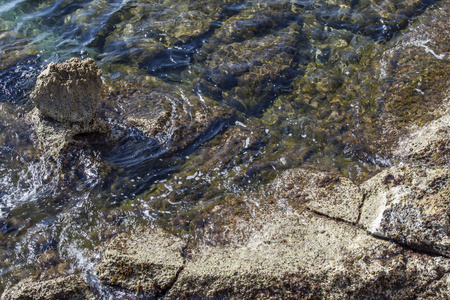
[0,0,443,296]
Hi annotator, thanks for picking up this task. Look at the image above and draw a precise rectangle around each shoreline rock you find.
[359,163,450,257]
[96,228,186,297]
[1,275,95,300]
[30,58,103,125]
[4,2,450,299]
[27,58,112,155]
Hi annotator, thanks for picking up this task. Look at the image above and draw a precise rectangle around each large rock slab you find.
[30,58,102,125]
[2,275,94,300]
[275,168,363,223]
[168,210,450,299]
[359,163,450,256]
[96,228,186,297]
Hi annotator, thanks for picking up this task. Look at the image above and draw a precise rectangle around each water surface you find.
[0,0,443,296]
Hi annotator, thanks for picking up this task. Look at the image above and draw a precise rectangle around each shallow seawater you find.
[0,0,444,296]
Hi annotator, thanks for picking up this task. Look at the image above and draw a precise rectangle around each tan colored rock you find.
[359,163,450,256]
[30,58,102,124]
[168,210,450,299]
[275,168,363,223]
[96,228,186,296]
[418,273,450,299]
[2,275,95,300]
[394,114,450,165]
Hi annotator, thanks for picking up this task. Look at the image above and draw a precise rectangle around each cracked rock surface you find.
[96,228,186,297]
[168,210,450,299]
[359,163,450,257]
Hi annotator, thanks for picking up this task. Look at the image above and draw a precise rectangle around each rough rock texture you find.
[359,163,450,257]
[28,107,110,156]
[374,0,450,150]
[168,210,450,299]
[96,228,186,297]
[2,275,95,300]
[394,114,450,165]
[30,58,102,124]
[419,273,450,299]
[275,168,363,223]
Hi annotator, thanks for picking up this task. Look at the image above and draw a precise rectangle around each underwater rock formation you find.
[30,58,102,125]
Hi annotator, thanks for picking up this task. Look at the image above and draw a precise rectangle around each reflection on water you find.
[0,0,444,295]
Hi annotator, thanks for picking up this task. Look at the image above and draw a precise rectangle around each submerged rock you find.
[30,58,102,125]
[199,9,307,115]
[394,114,450,165]
[2,275,94,300]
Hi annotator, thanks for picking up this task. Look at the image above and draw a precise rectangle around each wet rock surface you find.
[115,87,235,153]
[0,0,450,298]
[375,0,450,151]
[96,228,186,297]
[2,275,94,300]
[394,114,450,165]
[30,58,102,125]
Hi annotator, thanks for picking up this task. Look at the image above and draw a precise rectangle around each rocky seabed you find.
[2,0,450,299]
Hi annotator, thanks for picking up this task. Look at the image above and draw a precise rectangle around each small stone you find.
[30,58,102,124]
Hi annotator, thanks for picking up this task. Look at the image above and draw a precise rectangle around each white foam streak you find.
[0,0,26,14]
